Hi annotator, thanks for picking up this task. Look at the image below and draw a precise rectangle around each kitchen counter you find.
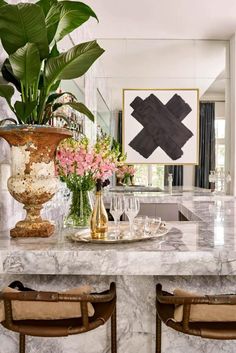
[0,192,235,276]
[1,188,236,353]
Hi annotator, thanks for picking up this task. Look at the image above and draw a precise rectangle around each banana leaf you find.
[9,43,41,88]
[0,84,14,107]
[0,0,6,7]
[0,3,49,59]
[46,1,98,44]
[36,0,57,17]
[14,101,37,123]
[53,101,94,122]
[45,40,104,89]
[46,91,76,105]
[1,59,21,92]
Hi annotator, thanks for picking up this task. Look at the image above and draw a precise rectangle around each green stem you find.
[37,88,48,124]
[66,188,92,227]
[33,72,41,123]
[20,82,26,102]
[38,60,52,125]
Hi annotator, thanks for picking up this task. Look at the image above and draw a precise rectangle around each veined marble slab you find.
[1,188,236,353]
[0,190,235,276]
[0,221,224,276]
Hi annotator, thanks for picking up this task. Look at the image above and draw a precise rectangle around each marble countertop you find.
[0,187,236,276]
[105,186,226,203]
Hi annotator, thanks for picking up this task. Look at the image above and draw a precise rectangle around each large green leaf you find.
[45,40,104,89]
[0,3,49,59]
[0,84,14,106]
[0,1,6,8]
[1,59,21,92]
[64,101,94,122]
[9,43,41,89]
[46,1,98,44]
[14,101,37,123]
[36,0,57,17]
[48,43,60,58]
[49,80,61,93]
[46,91,76,105]
[38,44,60,92]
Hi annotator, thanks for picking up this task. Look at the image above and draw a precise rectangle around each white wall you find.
[97,39,228,109]
[215,102,225,117]
[228,34,236,194]
[96,39,229,188]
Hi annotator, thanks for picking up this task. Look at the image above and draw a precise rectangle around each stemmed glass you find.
[110,194,125,237]
[124,196,140,237]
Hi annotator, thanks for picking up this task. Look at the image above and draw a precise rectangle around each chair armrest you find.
[0,282,116,303]
[1,291,59,302]
[156,284,236,305]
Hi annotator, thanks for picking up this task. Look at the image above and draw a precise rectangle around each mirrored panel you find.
[94,39,229,188]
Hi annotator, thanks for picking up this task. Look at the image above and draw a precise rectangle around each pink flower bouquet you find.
[116,164,136,177]
[56,136,117,190]
[56,136,118,227]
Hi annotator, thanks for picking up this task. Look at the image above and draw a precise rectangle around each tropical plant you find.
[0,0,104,125]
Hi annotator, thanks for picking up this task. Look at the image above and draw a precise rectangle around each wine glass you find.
[110,194,125,236]
[124,196,140,237]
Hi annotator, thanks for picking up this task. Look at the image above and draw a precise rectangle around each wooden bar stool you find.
[156,283,236,353]
[0,282,117,353]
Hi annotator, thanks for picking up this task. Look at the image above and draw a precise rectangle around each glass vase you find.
[123,175,131,185]
[130,175,135,186]
[64,188,92,228]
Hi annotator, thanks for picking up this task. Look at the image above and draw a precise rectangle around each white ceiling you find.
[86,0,236,40]
[95,39,227,109]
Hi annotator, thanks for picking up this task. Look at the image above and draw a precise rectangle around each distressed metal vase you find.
[0,125,72,238]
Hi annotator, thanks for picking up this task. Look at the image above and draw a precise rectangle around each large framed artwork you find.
[122,88,199,165]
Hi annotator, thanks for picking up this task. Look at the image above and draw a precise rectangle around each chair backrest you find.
[0,282,116,333]
[156,283,236,334]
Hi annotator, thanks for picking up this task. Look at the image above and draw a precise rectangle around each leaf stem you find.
[20,82,26,102]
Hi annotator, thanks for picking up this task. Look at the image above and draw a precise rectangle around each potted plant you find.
[0,0,104,237]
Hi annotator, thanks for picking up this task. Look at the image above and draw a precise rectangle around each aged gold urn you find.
[0,125,72,238]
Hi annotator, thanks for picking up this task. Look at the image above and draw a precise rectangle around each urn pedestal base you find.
[10,220,55,238]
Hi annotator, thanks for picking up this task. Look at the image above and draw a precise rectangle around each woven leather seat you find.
[0,282,117,353]
[156,283,236,353]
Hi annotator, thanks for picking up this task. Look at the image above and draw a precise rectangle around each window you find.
[134,164,164,189]
[134,164,148,186]
[215,118,225,172]
[151,165,165,188]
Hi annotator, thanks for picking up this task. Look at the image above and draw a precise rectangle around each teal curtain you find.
[195,102,215,188]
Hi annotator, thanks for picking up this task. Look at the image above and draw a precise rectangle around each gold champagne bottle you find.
[90,179,108,239]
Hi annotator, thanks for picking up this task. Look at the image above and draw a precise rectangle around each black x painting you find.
[123,89,199,164]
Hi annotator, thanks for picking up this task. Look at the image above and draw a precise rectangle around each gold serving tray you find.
[68,224,169,244]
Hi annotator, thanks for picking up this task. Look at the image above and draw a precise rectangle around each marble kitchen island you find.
[1,191,236,353]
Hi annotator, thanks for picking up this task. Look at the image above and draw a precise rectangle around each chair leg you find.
[19,333,25,353]
[156,310,162,353]
[111,305,117,353]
